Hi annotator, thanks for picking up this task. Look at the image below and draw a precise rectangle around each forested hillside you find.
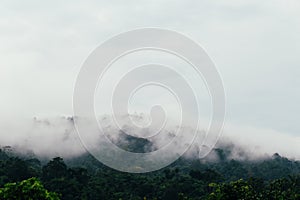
[0,147,300,199]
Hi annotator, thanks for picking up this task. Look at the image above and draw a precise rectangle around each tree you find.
[42,157,68,181]
[5,157,33,182]
[207,179,259,200]
[0,177,60,200]
[42,158,89,200]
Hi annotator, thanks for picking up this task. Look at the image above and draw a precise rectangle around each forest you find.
[0,145,300,200]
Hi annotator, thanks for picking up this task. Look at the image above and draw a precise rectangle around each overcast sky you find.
[0,0,300,138]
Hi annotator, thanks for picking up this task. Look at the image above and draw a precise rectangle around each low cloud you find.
[0,115,299,162]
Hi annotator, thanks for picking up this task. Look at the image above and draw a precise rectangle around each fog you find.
[0,0,300,164]
[0,115,299,161]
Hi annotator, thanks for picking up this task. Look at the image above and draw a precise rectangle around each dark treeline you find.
[0,147,300,199]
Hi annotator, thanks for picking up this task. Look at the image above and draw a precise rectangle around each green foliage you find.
[207,176,300,200]
[42,158,89,200]
[207,179,260,200]
[0,177,60,200]
[0,148,300,199]
[42,157,68,181]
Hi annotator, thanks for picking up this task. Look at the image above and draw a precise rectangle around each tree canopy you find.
[0,148,299,199]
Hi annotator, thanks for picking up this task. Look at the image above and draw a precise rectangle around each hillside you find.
[0,145,300,199]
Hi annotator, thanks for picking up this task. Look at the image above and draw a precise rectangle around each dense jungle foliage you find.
[0,147,299,200]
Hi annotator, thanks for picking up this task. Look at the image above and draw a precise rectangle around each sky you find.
[0,0,300,158]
